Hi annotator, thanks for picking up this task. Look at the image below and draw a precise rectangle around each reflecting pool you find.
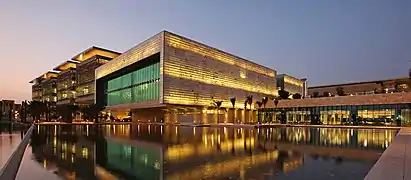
[24,125,398,180]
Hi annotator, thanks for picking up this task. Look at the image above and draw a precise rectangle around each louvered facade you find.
[96,31,278,124]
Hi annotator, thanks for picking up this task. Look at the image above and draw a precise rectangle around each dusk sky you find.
[0,0,410,102]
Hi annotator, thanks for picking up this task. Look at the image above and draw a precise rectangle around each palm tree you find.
[292,93,302,99]
[262,97,268,108]
[27,100,44,122]
[213,100,223,123]
[256,101,263,124]
[246,95,253,122]
[274,98,279,107]
[246,95,253,109]
[278,90,290,100]
[80,103,100,122]
[57,104,79,123]
[230,97,236,123]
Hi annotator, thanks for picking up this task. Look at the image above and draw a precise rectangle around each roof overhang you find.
[29,71,59,83]
[53,60,79,71]
[71,46,121,61]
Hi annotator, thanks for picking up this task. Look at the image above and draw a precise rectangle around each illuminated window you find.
[240,70,246,79]
[82,147,88,158]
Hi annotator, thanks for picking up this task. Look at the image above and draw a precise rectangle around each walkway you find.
[365,127,411,180]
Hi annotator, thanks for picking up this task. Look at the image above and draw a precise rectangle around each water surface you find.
[23,125,398,180]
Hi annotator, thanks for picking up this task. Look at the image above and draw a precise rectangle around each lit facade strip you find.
[95,33,162,79]
[164,32,276,77]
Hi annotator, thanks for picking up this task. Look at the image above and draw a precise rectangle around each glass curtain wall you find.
[259,103,411,126]
[107,62,160,106]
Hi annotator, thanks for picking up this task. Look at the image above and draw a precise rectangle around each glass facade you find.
[259,104,411,126]
[107,62,160,105]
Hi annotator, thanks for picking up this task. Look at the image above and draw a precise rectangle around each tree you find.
[256,101,263,109]
[312,91,320,98]
[278,90,290,100]
[80,103,100,122]
[230,97,236,109]
[57,104,79,123]
[262,97,268,108]
[0,106,3,121]
[292,93,302,99]
[323,92,330,97]
[246,95,253,109]
[27,100,44,121]
[213,100,223,123]
[336,87,345,96]
[230,97,236,123]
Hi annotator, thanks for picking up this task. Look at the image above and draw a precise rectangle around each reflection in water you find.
[29,125,398,180]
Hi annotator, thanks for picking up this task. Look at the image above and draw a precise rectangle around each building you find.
[308,77,410,98]
[259,76,411,126]
[73,47,120,105]
[54,60,80,105]
[0,100,21,121]
[29,71,59,102]
[95,31,278,124]
[276,74,307,97]
[30,47,120,107]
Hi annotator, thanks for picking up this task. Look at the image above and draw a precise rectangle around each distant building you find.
[30,46,120,106]
[0,100,20,121]
[308,77,410,97]
[29,71,59,102]
[260,77,411,126]
[276,74,307,97]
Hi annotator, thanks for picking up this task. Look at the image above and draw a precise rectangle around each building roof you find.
[29,71,59,83]
[309,77,409,89]
[71,46,121,61]
[52,60,79,71]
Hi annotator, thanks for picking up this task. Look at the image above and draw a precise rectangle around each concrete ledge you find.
[365,127,411,180]
[0,124,35,179]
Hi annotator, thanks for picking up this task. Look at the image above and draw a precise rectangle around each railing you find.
[0,124,35,180]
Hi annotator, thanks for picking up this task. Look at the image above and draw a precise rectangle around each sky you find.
[0,0,410,102]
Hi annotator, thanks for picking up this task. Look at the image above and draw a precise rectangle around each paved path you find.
[365,127,411,180]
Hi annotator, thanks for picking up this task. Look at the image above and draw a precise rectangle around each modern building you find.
[276,74,307,97]
[259,76,411,126]
[73,47,120,105]
[29,71,59,102]
[54,60,80,105]
[0,100,21,121]
[95,31,278,124]
[30,47,120,107]
[308,77,410,98]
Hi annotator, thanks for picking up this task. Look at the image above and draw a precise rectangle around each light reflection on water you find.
[26,125,398,180]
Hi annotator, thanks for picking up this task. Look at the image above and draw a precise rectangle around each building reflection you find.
[30,124,397,180]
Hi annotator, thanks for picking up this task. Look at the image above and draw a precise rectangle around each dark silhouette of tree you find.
[230,97,236,122]
[336,87,345,96]
[292,93,302,99]
[262,97,268,108]
[323,92,330,97]
[256,101,263,109]
[313,91,320,98]
[246,95,253,109]
[80,104,100,122]
[57,104,79,123]
[230,97,236,109]
[278,90,290,100]
[27,100,44,121]
[213,100,223,123]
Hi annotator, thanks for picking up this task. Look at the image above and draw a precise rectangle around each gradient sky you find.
[1,0,410,102]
